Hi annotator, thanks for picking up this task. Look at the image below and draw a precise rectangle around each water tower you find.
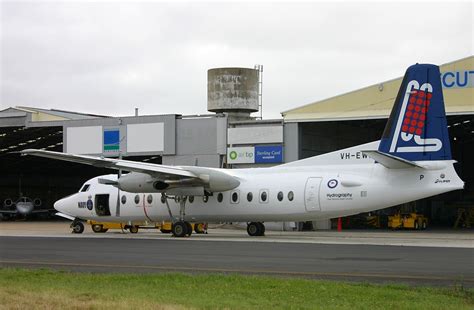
[207,67,261,120]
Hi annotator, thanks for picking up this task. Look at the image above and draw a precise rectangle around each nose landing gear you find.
[71,221,84,234]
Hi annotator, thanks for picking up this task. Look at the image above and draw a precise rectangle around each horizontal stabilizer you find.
[362,150,423,169]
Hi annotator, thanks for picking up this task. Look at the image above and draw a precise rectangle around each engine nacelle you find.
[185,166,240,192]
[117,172,163,193]
[116,168,240,195]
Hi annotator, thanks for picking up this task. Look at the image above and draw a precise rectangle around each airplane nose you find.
[54,197,67,213]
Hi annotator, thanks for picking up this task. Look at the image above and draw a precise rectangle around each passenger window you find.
[147,194,153,204]
[80,184,90,192]
[217,193,223,203]
[121,195,126,204]
[288,191,294,201]
[259,190,268,203]
[277,191,283,202]
[189,196,194,203]
[134,195,140,204]
[231,191,239,204]
[247,192,253,202]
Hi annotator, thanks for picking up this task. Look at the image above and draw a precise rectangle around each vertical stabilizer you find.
[378,64,451,161]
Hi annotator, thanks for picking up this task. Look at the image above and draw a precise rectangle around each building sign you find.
[255,145,283,163]
[441,70,474,89]
[126,123,164,153]
[103,129,120,153]
[66,126,102,154]
[227,145,283,164]
[228,126,283,144]
[227,147,254,164]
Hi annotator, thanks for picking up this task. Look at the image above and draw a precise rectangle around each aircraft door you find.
[95,194,111,216]
[304,177,322,212]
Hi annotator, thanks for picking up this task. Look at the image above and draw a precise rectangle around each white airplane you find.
[22,64,464,237]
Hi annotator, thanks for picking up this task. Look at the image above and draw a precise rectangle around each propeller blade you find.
[116,153,123,217]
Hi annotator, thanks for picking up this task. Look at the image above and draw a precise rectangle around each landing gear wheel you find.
[422,221,427,230]
[172,221,188,238]
[92,224,104,233]
[414,221,419,230]
[185,222,193,236]
[72,222,84,234]
[247,222,264,237]
[129,226,139,233]
[194,223,206,234]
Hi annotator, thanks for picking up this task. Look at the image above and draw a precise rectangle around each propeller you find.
[115,152,122,217]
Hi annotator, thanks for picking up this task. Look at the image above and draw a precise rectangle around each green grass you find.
[0,268,472,309]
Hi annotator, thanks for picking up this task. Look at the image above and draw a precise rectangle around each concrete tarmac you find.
[1,221,473,247]
[1,222,473,287]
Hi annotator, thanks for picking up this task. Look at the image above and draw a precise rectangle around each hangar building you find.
[282,56,473,227]
[0,107,227,212]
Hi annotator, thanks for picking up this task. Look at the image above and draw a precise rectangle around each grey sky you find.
[1,1,472,119]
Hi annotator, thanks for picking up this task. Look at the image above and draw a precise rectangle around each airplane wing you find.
[20,149,197,180]
[0,210,18,214]
[20,149,240,192]
[30,209,55,214]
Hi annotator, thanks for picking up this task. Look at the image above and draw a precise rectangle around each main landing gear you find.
[171,221,193,238]
[247,222,265,236]
[162,194,195,238]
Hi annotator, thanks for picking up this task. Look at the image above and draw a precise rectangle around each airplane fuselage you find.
[56,160,463,223]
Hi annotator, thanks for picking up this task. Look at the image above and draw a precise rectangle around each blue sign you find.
[104,130,120,152]
[441,70,474,89]
[255,145,283,163]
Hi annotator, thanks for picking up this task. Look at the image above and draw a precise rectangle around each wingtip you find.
[6,149,36,155]
[19,149,35,155]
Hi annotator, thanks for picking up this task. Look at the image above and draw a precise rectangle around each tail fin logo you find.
[389,80,442,153]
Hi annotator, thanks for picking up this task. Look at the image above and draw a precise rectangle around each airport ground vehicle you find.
[87,220,207,234]
[388,213,428,230]
[158,222,207,234]
[88,220,124,233]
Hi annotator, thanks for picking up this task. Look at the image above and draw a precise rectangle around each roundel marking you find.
[327,179,338,189]
[86,199,93,210]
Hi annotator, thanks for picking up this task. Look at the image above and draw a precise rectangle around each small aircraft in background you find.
[0,196,54,220]
[22,64,464,236]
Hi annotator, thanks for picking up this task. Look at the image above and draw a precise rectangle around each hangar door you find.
[304,177,322,212]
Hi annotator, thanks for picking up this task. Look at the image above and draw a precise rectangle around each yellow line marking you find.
[0,260,472,282]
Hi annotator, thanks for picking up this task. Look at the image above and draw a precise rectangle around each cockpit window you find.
[80,184,90,192]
